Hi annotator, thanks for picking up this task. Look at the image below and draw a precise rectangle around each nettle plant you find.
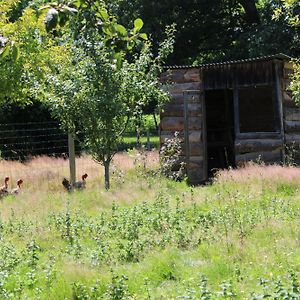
[41,1,175,189]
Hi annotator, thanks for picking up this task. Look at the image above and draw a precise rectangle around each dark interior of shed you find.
[205,89,235,175]
[238,86,277,133]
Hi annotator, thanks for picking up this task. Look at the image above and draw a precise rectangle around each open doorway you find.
[205,89,235,176]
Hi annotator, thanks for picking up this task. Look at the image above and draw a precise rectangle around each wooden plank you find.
[285,134,300,144]
[233,87,240,136]
[188,156,204,169]
[160,131,201,143]
[188,143,204,156]
[285,107,300,121]
[167,82,201,94]
[183,91,190,168]
[184,69,201,82]
[236,149,282,163]
[236,132,281,140]
[161,69,201,83]
[168,93,184,104]
[160,117,202,131]
[282,91,297,107]
[189,131,202,143]
[166,92,202,105]
[161,104,184,117]
[160,117,184,131]
[275,62,285,138]
[235,139,282,153]
[188,117,202,130]
[161,103,202,117]
[285,121,300,133]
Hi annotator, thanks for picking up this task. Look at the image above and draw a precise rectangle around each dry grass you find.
[0,150,159,220]
[0,150,159,192]
[215,162,300,186]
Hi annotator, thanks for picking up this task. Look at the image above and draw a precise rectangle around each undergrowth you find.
[1,156,300,298]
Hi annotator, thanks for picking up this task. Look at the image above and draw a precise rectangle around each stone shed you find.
[160,54,297,184]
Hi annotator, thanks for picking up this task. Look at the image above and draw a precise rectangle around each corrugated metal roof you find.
[165,53,292,70]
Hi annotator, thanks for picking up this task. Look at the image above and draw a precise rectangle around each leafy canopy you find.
[40,0,175,189]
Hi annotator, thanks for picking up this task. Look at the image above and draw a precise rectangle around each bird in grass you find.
[0,176,9,197]
[73,173,88,190]
[10,179,23,195]
[62,173,88,192]
[62,178,72,192]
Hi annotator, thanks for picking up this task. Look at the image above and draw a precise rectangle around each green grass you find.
[119,135,159,150]
[1,156,300,298]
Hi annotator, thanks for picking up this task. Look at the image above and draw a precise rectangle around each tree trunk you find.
[238,0,260,24]
[104,160,110,190]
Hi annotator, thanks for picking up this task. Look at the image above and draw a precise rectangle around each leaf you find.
[38,5,52,12]
[113,52,123,69]
[11,44,20,61]
[139,33,148,40]
[63,6,78,14]
[115,24,127,36]
[103,26,114,37]
[0,44,11,60]
[133,18,143,33]
[98,9,109,21]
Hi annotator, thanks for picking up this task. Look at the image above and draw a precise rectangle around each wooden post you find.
[183,91,190,167]
[68,133,76,185]
[146,130,151,151]
[274,61,285,163]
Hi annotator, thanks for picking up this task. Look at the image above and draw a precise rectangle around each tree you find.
[290,61,300,105]
[41,2,175,189]
[0,1,55,104]
[107,0,299,64]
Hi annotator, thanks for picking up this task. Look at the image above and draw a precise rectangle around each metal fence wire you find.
[0,121,159,190]
[0,121,158,161]
[0,121,69,160]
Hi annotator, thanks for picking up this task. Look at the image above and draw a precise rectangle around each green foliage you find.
[291,61,300,105]
[41,3,174,189]
[0,1,67,105]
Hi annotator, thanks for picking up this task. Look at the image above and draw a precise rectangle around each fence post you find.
[68,133,76,185]
[146,130,151,151]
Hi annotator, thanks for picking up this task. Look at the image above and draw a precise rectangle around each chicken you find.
[73,173,88,190]
[0,177,9,197]
[10,179,23,195]
[62,178,72,192]
[62,174,88,192]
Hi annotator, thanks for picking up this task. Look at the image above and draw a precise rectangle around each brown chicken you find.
[73,173,88,190]
[0,177,9,197]
[10,179,23,195]
[62,174,88,192]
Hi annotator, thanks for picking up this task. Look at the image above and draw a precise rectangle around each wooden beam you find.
[236,149,282,163]
[235,139,282,153]
[68,133,76,185]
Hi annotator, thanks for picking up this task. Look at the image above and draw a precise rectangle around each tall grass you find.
[0,155,300,299]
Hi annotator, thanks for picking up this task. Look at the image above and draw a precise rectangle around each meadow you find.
[1,151,300,299]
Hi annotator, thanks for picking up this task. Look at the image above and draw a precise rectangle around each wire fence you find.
[0,121,159,160]
[0,121,159,190]
[0,121,68,160]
